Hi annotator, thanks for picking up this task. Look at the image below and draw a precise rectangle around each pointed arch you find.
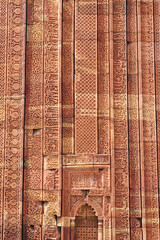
[70,198,103,218]
[76,204,96,217]
[75,204,98,240]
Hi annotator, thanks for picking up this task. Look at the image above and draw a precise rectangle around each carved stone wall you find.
[24,0,62,239]
[0,0,26,239]
[0,0,160,239]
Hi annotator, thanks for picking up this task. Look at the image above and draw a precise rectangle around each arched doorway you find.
[75,204,98,240]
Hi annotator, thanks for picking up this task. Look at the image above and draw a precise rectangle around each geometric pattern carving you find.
[1,0,160,239]
[75,0,97,154]
[75,205,98,240]
[2,0,26,239]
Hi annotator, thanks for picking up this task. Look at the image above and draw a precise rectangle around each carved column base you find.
[98,220,103,240]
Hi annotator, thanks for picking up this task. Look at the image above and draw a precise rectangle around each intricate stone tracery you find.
[0,0,160,239]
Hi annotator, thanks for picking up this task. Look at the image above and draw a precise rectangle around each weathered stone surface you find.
[0,0,160,239]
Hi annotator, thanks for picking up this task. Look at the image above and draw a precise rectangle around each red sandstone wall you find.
[0,0,25,238]
[24,0,62,238]
[0,0,160,239]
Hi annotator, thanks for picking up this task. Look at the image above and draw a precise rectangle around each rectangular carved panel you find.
[155,3,160,234]
[127,2,142,239]
[3,0,26,239]
[24,0,43,238]
[98,0,110,154]
[113,0,130,239]
[62,0,75,154]
[44,0,61,156]
[75,0,97,154]
[43,3,62,239]
[155,0,160,220]
[140,1,159,238]
[0,0,7,237]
